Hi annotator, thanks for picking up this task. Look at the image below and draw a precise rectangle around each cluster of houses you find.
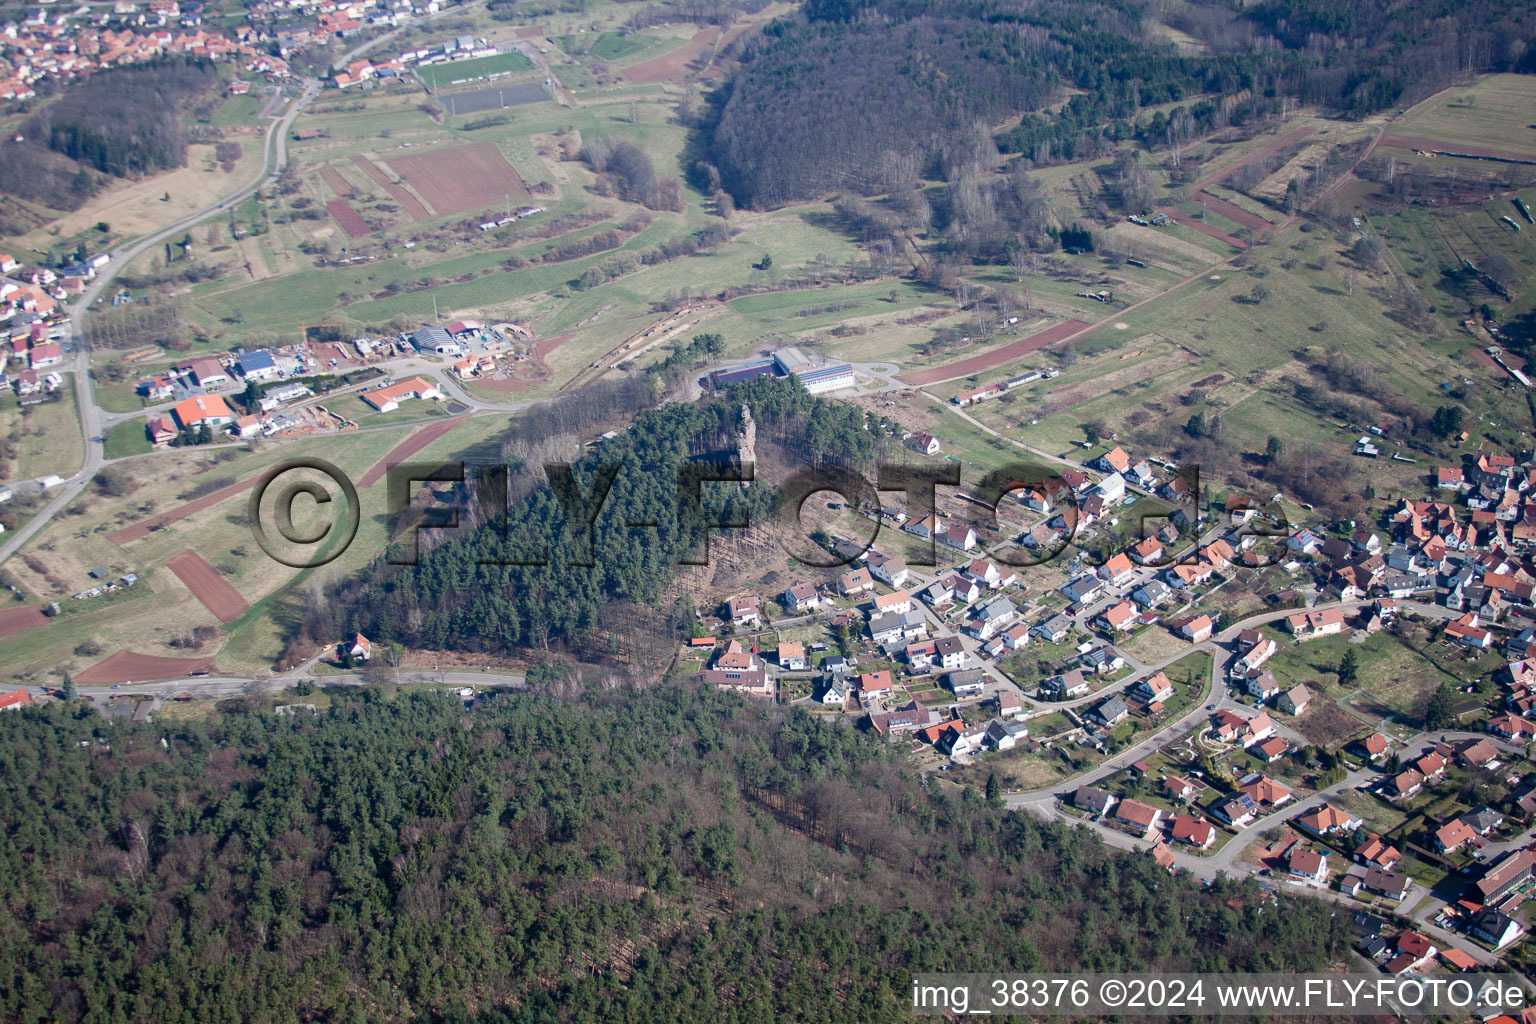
[0,13,282,101]
[251,0,461,59]
[0,253,91,405]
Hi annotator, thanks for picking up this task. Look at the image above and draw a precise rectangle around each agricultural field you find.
[1386,74,1536,161]
[0,411,513,680]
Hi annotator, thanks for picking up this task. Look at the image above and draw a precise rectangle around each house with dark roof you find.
[1072,786,1116,817]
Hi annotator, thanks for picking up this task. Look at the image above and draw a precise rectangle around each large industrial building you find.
[706,348,854,395]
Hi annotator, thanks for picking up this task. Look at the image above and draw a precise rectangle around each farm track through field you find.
[74,649,219,685]
[1195,191,1274,231]
[1167,211,1247,249]
[165,550,250,623]
[357,419,465,488]
[108,476,263,545]
[350,155,432,220]
[900,319,1090,386]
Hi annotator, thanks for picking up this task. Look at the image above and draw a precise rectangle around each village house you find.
[866,550,910,588]
[1238,774,1292,808]
[1284,607,1345,640]
[777,642,807,672]
[728,596,761,628]
[1112,799,1163,839]
[781,582,822,613]
[1162,775,1195,803]
[1179,613,1215,643]
[1088,695,1129,727]
[1287,846,1330,884]
[1277,684,1312,716]
[1041,669,1090,700]
[1355,835,1401,871]
[1297,804,1362,836]
[839,567,875,596]
[1434,819,1477,853]
[1168,814,1216,849]
[702,641,772,697]
[1073,786,1116,817]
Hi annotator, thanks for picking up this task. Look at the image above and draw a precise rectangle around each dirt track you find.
[109,476,262,545]
[166,550,250,623]
[900,319,1090,386]
[358,419,465,488]
[0,606,49,639]
[75,650,219,685]
[1195,192,1272,232]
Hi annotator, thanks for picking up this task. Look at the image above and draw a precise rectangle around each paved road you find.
[0,76,317,567]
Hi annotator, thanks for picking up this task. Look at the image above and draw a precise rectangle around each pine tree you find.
[1337,649,1359,688]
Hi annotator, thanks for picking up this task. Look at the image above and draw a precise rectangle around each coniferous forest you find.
[323,378,883,659]
[0,687,1345,1024]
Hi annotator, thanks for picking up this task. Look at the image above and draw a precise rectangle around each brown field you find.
[350,155,431,220]
[622,26,722,83]
[166,550,250,623]
[357,418,466,488]
[1196,191,1272,231]
[0,606,49,639]
[109,475,261,545]
[327,199,370,238]
[385,142,530,216]
[901,319,1090,386]
[319,166,356,197]
[1292,699,1367,748]
[621,17,760,83]
[75,649,218,684]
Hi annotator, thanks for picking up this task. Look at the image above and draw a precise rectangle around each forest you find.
[0,58,219,208]
[313,377,893,661]
[695,0,1536,210]
[0,685,1347,1024]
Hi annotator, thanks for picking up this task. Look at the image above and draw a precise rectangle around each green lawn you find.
[421,51,535,89]
[104,420,154,459]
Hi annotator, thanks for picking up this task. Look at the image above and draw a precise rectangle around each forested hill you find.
[699,0,1240,208]
[317,376,888,661]
[0,687,1344,1023]
[696,0,1536,209]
